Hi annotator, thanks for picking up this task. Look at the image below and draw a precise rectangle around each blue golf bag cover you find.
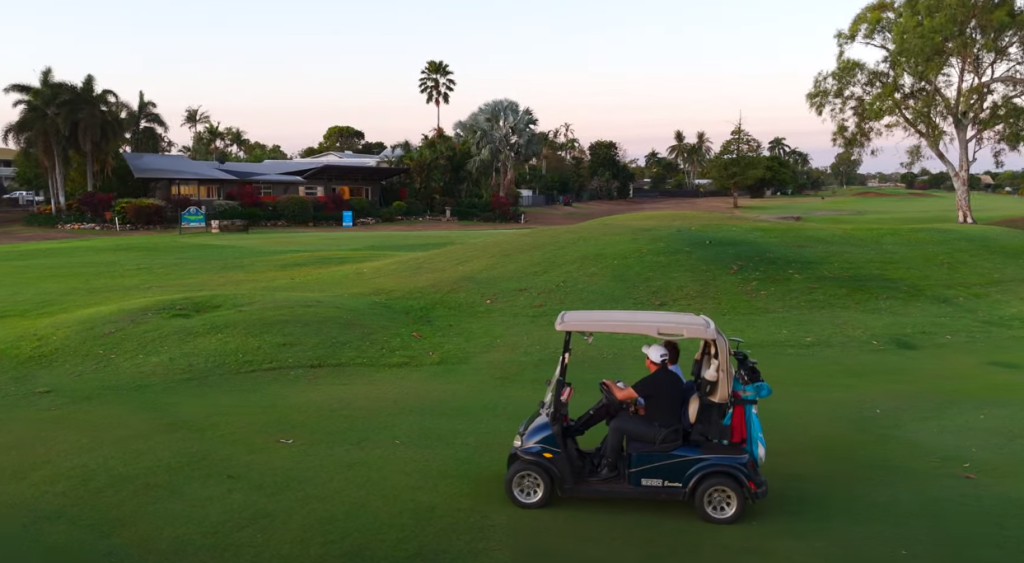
[724,379,772,466]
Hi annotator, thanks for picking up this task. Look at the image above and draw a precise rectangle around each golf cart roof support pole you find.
[559,331,571,381]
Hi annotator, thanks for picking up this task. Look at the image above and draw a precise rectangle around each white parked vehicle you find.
[2,191,45,203]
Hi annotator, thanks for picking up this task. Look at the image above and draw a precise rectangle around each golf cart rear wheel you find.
[505,461,553,509]
[694,476,746,524]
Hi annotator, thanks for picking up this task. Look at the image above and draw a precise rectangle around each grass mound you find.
[1,193,1023,562]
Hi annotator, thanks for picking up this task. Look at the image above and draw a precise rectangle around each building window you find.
[171,183,220,199]
[172,182,198,198]
[303,186,320,197]
[256,185,273,197]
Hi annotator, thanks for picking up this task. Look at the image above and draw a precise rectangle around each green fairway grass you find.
[2,193,1023,562]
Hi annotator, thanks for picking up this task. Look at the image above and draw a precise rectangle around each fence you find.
[519,194,549,207]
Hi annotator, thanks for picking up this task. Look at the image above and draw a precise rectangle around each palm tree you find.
[181,105,210,158]
[644,149,662,169]
[787,148,811,169]
[383,139,415,167]
[70,74,122,191]
[2,67,76,211]
[125,91,169,153]
[453,98,540,196]
[418,60,456,132]
[181,105,210,136]
[224,126,248,158]
[202,122,227,158]
[683,130,715,187]
[666,130,687,164]
[767,136,791,158]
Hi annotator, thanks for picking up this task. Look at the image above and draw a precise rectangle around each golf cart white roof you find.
[555,310,720,340]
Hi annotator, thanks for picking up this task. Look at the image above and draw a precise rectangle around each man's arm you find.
[602,380,639,402]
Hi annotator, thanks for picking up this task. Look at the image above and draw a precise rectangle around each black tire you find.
[504,461,553,509]
[693,475,746,524]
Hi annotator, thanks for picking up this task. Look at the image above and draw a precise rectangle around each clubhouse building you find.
[122,150,408,203]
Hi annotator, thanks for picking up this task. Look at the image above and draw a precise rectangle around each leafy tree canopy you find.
[807,0,1024,223]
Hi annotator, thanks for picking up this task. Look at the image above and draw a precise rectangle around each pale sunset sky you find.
[2,0,1009,172]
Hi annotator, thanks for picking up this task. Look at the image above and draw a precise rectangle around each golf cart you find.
[504,310,769,524]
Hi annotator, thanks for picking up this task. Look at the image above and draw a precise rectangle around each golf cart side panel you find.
[626,448,706,488]
[628,447,752,485]
[522,413,559,452]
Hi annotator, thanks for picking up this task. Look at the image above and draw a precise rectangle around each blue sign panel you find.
[181,206,206,227]
[342,210,353,228]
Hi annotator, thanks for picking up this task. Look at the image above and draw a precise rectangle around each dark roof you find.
[122,153,407,183]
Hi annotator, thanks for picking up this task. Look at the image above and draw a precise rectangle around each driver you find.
[590,343,686,481]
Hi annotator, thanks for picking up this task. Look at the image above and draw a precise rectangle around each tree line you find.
[2,68,171,211]
[13,3,1024,228]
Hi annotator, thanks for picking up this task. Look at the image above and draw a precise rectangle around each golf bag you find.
[724,374,771,467]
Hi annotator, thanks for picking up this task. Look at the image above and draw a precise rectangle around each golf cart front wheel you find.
[505,461,553,509]
[694,476,746,524]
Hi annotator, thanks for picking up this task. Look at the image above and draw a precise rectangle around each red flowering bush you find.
[224,184,264,208]
[490,193,516,222]
[75,192,116,219]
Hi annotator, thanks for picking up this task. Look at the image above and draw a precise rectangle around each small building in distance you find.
[0,147,17,193]
[122,150,408,203]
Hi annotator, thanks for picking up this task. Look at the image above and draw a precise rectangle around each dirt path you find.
[0,210,161,245]
[0,197,741,243]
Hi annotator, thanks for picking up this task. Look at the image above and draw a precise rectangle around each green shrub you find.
[453,199,490,220]
[404,201,425,216]
[214,205,247,220]
[213,200,241,212]
[124,199,168,226]
[380,209,396,222]
[348,197,381,219]
[277,196,314,223]
[24,213,62,227]
[245,207,264,222]
[112,198,168,226]
[112,198,133,224]
[313,211,341,222]
[390,201,407,216]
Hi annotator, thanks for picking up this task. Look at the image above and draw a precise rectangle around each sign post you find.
[180,206,207,235]
[342,210,353,228]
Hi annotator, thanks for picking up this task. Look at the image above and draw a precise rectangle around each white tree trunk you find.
[47,169,57,215]
[944,130,977,225]
[52,146,66,210]
[86,146,95,192]
[950,170,976,224]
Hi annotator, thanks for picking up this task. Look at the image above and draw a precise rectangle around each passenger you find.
[663,340,685,381]
[590,344,686,481]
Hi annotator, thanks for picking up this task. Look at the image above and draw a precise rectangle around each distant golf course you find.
[2,191,1023,562]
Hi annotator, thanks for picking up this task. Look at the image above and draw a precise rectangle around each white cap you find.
[642,344,669,364]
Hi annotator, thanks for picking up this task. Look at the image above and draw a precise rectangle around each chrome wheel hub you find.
[704,486,738,519]
[512,471,544,504]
